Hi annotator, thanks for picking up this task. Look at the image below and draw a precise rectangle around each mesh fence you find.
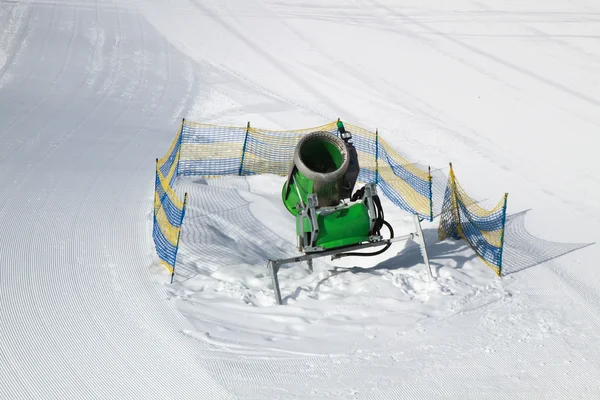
[177,119,433,220]
[153,119,508,278]
[377,136,432,218]
[438,164,508,275]
[152,119,433,274]
[153,124,187,275]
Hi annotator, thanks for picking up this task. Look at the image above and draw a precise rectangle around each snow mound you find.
[168,175,507,356]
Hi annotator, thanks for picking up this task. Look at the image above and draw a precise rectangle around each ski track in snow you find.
[1,0,599,399]
[0,2,232,399]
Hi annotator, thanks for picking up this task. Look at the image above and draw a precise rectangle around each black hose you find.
[334,219,395,259]
[372,195,385,236]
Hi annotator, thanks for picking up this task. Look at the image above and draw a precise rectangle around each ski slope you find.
[1,0,599,398]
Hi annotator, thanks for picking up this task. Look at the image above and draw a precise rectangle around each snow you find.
[0,0,599,398]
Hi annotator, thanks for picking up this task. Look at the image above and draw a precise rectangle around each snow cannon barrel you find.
[281,128,373,252]
[282,131,350,215]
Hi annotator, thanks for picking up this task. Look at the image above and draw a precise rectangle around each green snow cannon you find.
[282,127,381,252]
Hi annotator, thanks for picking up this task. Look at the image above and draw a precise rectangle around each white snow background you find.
[0,0,599,399]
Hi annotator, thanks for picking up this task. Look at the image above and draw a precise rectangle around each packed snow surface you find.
[0,0,599,398]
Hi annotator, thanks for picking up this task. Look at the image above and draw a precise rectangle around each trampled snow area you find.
[1,0,599,398]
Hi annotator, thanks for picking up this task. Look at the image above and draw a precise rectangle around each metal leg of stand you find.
[268,260,283,305]
[307,259,313,273]
[267,234,416,305]
[413,214,433,282]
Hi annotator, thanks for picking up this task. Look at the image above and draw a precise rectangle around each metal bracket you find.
[362,183,378,231]
[267,260,283,305]
[317,203,349,217]
[305,193,319,248]
[412,213,433,282]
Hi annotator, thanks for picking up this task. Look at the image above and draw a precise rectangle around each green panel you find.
[282,169,342,215]
[317,203,370,248]
[297,203,371,249]
[282,170,313,216]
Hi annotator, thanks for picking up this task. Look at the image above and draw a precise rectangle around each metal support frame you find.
[305,193,320,250]
[363,183,378,233]
[412,213,433,281]
[300,184,379,253]
[267,215,432,305]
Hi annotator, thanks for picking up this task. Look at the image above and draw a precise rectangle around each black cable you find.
[372,195,385,235]
[350,186,365,202]
[334,219,395,259]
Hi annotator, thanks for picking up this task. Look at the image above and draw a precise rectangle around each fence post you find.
[375,129,379,185]
[171,192,188,284]
[175,118,185,177]
[238,122,250,176]
[449,163,463,239]
[428,166,433,221]
[154,158,159,234]
[497,193,509,277]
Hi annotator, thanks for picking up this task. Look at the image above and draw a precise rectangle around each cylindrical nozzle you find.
[282,131,350,215]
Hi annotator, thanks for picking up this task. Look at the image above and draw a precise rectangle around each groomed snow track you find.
[0,2,233,399]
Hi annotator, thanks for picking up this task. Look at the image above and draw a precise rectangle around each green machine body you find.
[281,129,377,252]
